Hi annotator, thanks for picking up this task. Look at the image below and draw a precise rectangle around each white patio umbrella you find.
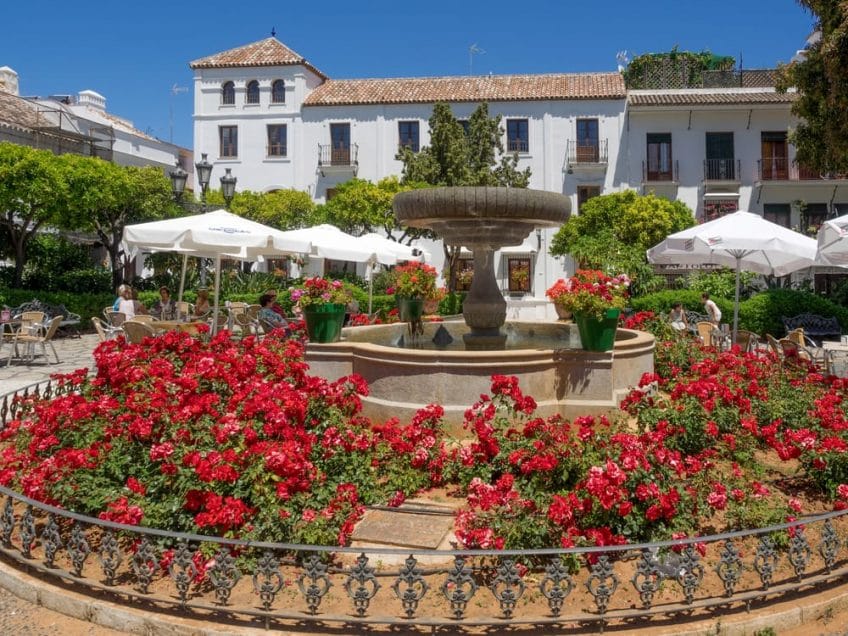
[647,211,817,341]
[123,210,311,334]
[815,214,848,267]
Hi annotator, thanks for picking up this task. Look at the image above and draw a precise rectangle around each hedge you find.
[632,288,848,336]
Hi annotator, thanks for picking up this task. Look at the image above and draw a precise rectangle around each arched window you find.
[271,79,285,104]
[246,80,260,104]
[221,81,235,105]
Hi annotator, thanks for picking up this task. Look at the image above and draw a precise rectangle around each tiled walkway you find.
[0,333,99,396]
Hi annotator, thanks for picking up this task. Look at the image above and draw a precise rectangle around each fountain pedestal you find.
[462,246,507,348]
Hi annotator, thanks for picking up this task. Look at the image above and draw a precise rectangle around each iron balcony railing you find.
[266,144,287,158]
[318,143,359,169]
[757,157,847,181]
[3,378,848,630]
[642,159,679,183]
[567,139,608,164]
[506,139,529,153]
[703,158,741,182]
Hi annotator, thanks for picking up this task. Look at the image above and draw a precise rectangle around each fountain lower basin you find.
[304,320,655,433]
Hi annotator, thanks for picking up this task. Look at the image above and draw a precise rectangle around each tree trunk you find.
[443,244,461,292]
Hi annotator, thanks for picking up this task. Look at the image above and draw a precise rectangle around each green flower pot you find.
[303,303,346,343]
[397,297,425,322]
[574,308,621,352]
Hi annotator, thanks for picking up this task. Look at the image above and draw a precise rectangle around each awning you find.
[703,192,741,199]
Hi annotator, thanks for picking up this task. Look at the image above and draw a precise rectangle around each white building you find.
[190,38,845,310]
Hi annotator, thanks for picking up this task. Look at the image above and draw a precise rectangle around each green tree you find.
[550,191,695,296]
[315,176,432,243]
[778,2,848,174]
[398,102,531,288]
[62,156,173,289]
[0,143,68,287]
[219,188,316,229]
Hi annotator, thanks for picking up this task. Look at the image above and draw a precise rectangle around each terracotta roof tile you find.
[189,37,326,78]
[628,90,795,106]
[0,91,53,131]
[303,73,626,106]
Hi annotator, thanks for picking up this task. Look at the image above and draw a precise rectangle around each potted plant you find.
[388,262,438,324]
[289,276,352,343]
[547,270,629,351]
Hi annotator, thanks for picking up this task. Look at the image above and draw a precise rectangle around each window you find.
[221,81,235,105]
[646,133,673,181]
[267,124,287,157]
[803,203,827,233]
[271,80,286,103]
[577,186,601,213]
[763,203,791,228]
[246,80,260,105]
[458,120,470,135]
[219,126,238,158]
[705,132,735,180]
[398,121,420,152]
[703,199,738,221]
[761,131,788,180]
[506,119,529,153]
[456,259,474,292]
[576,119,600,162]
[329,123,351,164]
[507,258,532,293]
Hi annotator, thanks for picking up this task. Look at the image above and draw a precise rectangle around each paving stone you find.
[351,507,455,549]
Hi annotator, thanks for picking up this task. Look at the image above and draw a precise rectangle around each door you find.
[705,132,735,180]
[761,132,788,180]
[330,123,351,165]
[576,119,599,162]
[646,133,672,181]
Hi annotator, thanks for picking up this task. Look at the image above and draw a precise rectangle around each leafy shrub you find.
[739,289,848,336]
[630,289,731,317]
[686,268,758,300]
[55,269,112,294]
[0,288,113,328]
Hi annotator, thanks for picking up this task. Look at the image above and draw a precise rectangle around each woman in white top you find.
[117,286,136,320]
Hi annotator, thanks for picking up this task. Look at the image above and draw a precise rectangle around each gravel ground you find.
[0,586,125,635]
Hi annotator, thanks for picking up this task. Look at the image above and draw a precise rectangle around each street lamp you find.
[195,153,213,212]
[169,161,188,202]
[220,168,237,209]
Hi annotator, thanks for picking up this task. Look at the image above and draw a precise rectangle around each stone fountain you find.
[304,186,655,430]
[393,187,571,348]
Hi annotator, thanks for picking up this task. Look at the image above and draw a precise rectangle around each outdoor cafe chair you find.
[122,320,156,344]
[128,314,156,325]
[6,315,62,366]
[735,329,760,354]
[779,337,827,367]
[175,301,192,321]
[104,309,126,327]
[91,317,123,342]
[696,321,717,347]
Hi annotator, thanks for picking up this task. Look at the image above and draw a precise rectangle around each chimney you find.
[0,66,19,95]
[78,89,106,111]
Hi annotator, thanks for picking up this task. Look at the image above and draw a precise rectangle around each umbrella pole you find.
[368,260,374,315]
[177,253,187,304]
[212,254,222,336]
[733,256,741,345]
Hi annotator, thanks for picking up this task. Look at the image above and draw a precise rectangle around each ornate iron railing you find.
[2,379,848,630]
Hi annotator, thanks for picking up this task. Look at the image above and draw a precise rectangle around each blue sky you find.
[2,1,814,149]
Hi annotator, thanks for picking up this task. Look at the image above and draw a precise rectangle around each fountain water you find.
[304,187,655,429]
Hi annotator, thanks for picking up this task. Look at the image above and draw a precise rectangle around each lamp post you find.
[195,153,213,213]
[220,168,237,210]
[169,162,188,202]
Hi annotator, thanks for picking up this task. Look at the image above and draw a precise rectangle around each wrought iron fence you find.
[2,379,848,630]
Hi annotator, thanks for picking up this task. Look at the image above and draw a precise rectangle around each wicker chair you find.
[7,315,63,366]
[122,320,156,344]
[779,337,827,366]
[104,309,127,327]
[735,330,760,353]
[696,321,717,347]
[91,317,123,342]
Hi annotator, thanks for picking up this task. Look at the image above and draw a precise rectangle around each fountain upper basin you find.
[304,320,655,433]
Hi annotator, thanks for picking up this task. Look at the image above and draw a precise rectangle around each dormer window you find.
[246,80,260,105]
[271,80,285,104]
[221,81,235,105]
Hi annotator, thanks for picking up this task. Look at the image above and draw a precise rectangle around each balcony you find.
[756,157,848,183]
[318,144,358,177]
[507,139,529,153]
[703,159,741,183]
[642,160,679,185]
[565,139,608,172]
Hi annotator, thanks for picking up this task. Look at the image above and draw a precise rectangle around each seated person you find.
[669,302,688,332]
[258,293,290,333]
[344,298,360,326]
[150,286,175,319]
[130,288,149,316]
[263,289,287,318]
[116,285,136,320]
[112,284,129,311]
[193,289,211,318]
